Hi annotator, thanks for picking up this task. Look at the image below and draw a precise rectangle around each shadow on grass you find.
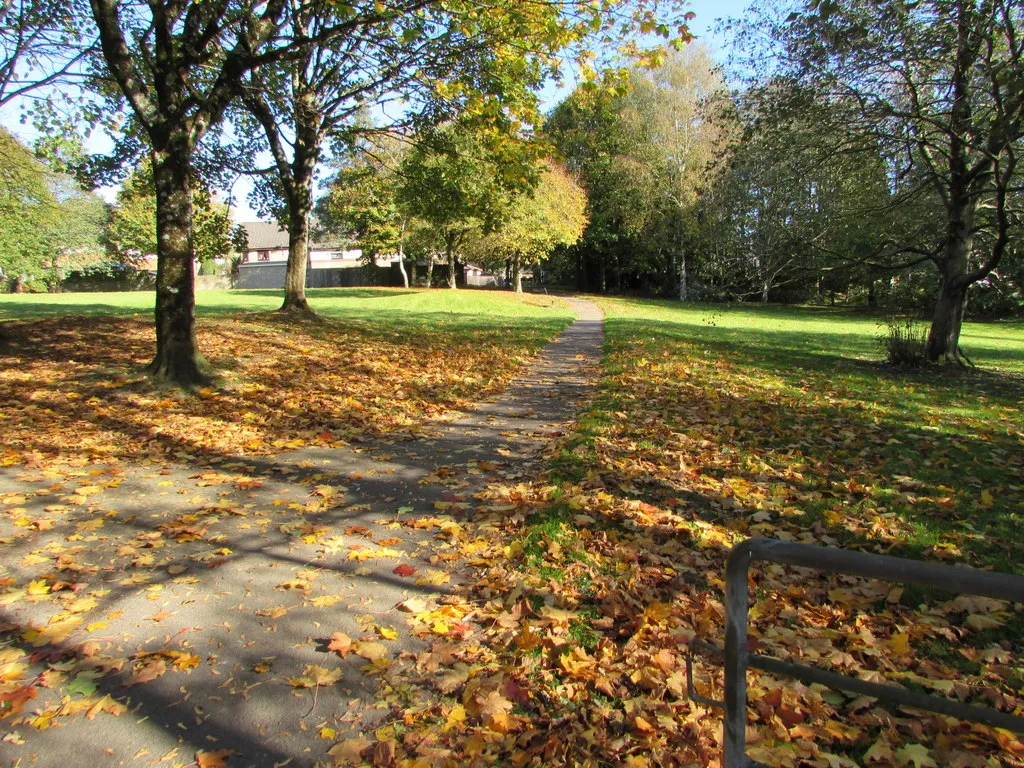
[557,317,1024,574]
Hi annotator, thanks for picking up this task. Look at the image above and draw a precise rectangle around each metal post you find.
[723,539,755,768]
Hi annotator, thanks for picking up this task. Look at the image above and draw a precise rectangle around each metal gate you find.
[686,537,1024,768]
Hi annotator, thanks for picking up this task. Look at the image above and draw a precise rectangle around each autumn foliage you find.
[334,300,1024,766]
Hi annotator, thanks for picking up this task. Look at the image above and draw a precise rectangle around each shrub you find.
[880,316,929,366]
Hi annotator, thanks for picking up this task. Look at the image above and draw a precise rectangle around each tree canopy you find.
[0,127,106,292]
[730,0,1024,360]
[465,160,588,292]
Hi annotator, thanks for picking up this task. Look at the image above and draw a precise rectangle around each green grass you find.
[587,297,1024,573]
[0,287,575,356]
[0,286,572,322]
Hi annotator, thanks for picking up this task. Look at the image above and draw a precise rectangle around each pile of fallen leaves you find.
[0,313,542,468]
[330,309,1024,767]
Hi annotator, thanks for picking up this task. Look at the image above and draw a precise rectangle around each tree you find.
[108,160,241,271]
[398,123,535,290]
[735,0,1024,362]
[316,135,416,287]
[615,44,733,300]
[41,174,108,289]
[546,88,635,292]
[85,0,691,385]
[87,0,289,384]
[546,46,732,297]
[0,126,106,291]
[466,160,588,293]
[693,90,895,303]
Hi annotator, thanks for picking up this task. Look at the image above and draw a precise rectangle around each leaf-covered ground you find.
[339,300,1024,768]
[0,289,572,465]
[2,292,1023,767]
[0,288,576,766]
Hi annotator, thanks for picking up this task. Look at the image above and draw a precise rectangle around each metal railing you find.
[686,537,1024,768]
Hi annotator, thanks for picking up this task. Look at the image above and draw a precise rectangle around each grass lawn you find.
[0,286,571,325]
[0,287,573,466]
[422,297,1024,766]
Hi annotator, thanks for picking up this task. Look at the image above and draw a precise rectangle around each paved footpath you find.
[0,298,603,768]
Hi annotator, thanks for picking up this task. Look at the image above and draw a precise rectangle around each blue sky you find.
[685,0,754,55]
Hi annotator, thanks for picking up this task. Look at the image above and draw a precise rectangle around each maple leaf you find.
[371,739,397,768]
[0,684,37,717]
[85,694,126,720]
[392,564,416,577]
[863,737,895,763]
[196,749,234,768]
[169,652,202,671]
[288,665,343,688]
[126,658,167,687]
[894,744,938,768]
[436,663,470,694]
[328,736,372,767]
[327,632,353,658]
[353,641,388,661]
[310,595,343,607]
[397,597,427,613]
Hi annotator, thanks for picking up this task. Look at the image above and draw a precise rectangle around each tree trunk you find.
[762,282,770,302]
[678,250,688,302]
[926,190,976,362]
[426,255,434,287]
[149,140,212,387]
[926,276,968,361]
[512,260,522,293]
[396,221,409,289]
[281,160,316,313]
[445,232,457,290]
[926,11,978,365]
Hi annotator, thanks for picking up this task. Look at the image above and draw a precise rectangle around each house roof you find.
[240,221,345,251]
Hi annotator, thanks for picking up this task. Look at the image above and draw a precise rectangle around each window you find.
[257,250,270,262]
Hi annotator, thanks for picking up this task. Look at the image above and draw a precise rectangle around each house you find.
[239,220,363,267]
[236,221,401,289]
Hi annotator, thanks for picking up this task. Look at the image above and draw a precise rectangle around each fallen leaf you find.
[354,641,388,661]
[197,749,234,768]
[327,632,353,658]
[289,665,343,688]
[328,736,372,766]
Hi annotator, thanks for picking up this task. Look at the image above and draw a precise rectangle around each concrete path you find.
[0,298,603,768]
